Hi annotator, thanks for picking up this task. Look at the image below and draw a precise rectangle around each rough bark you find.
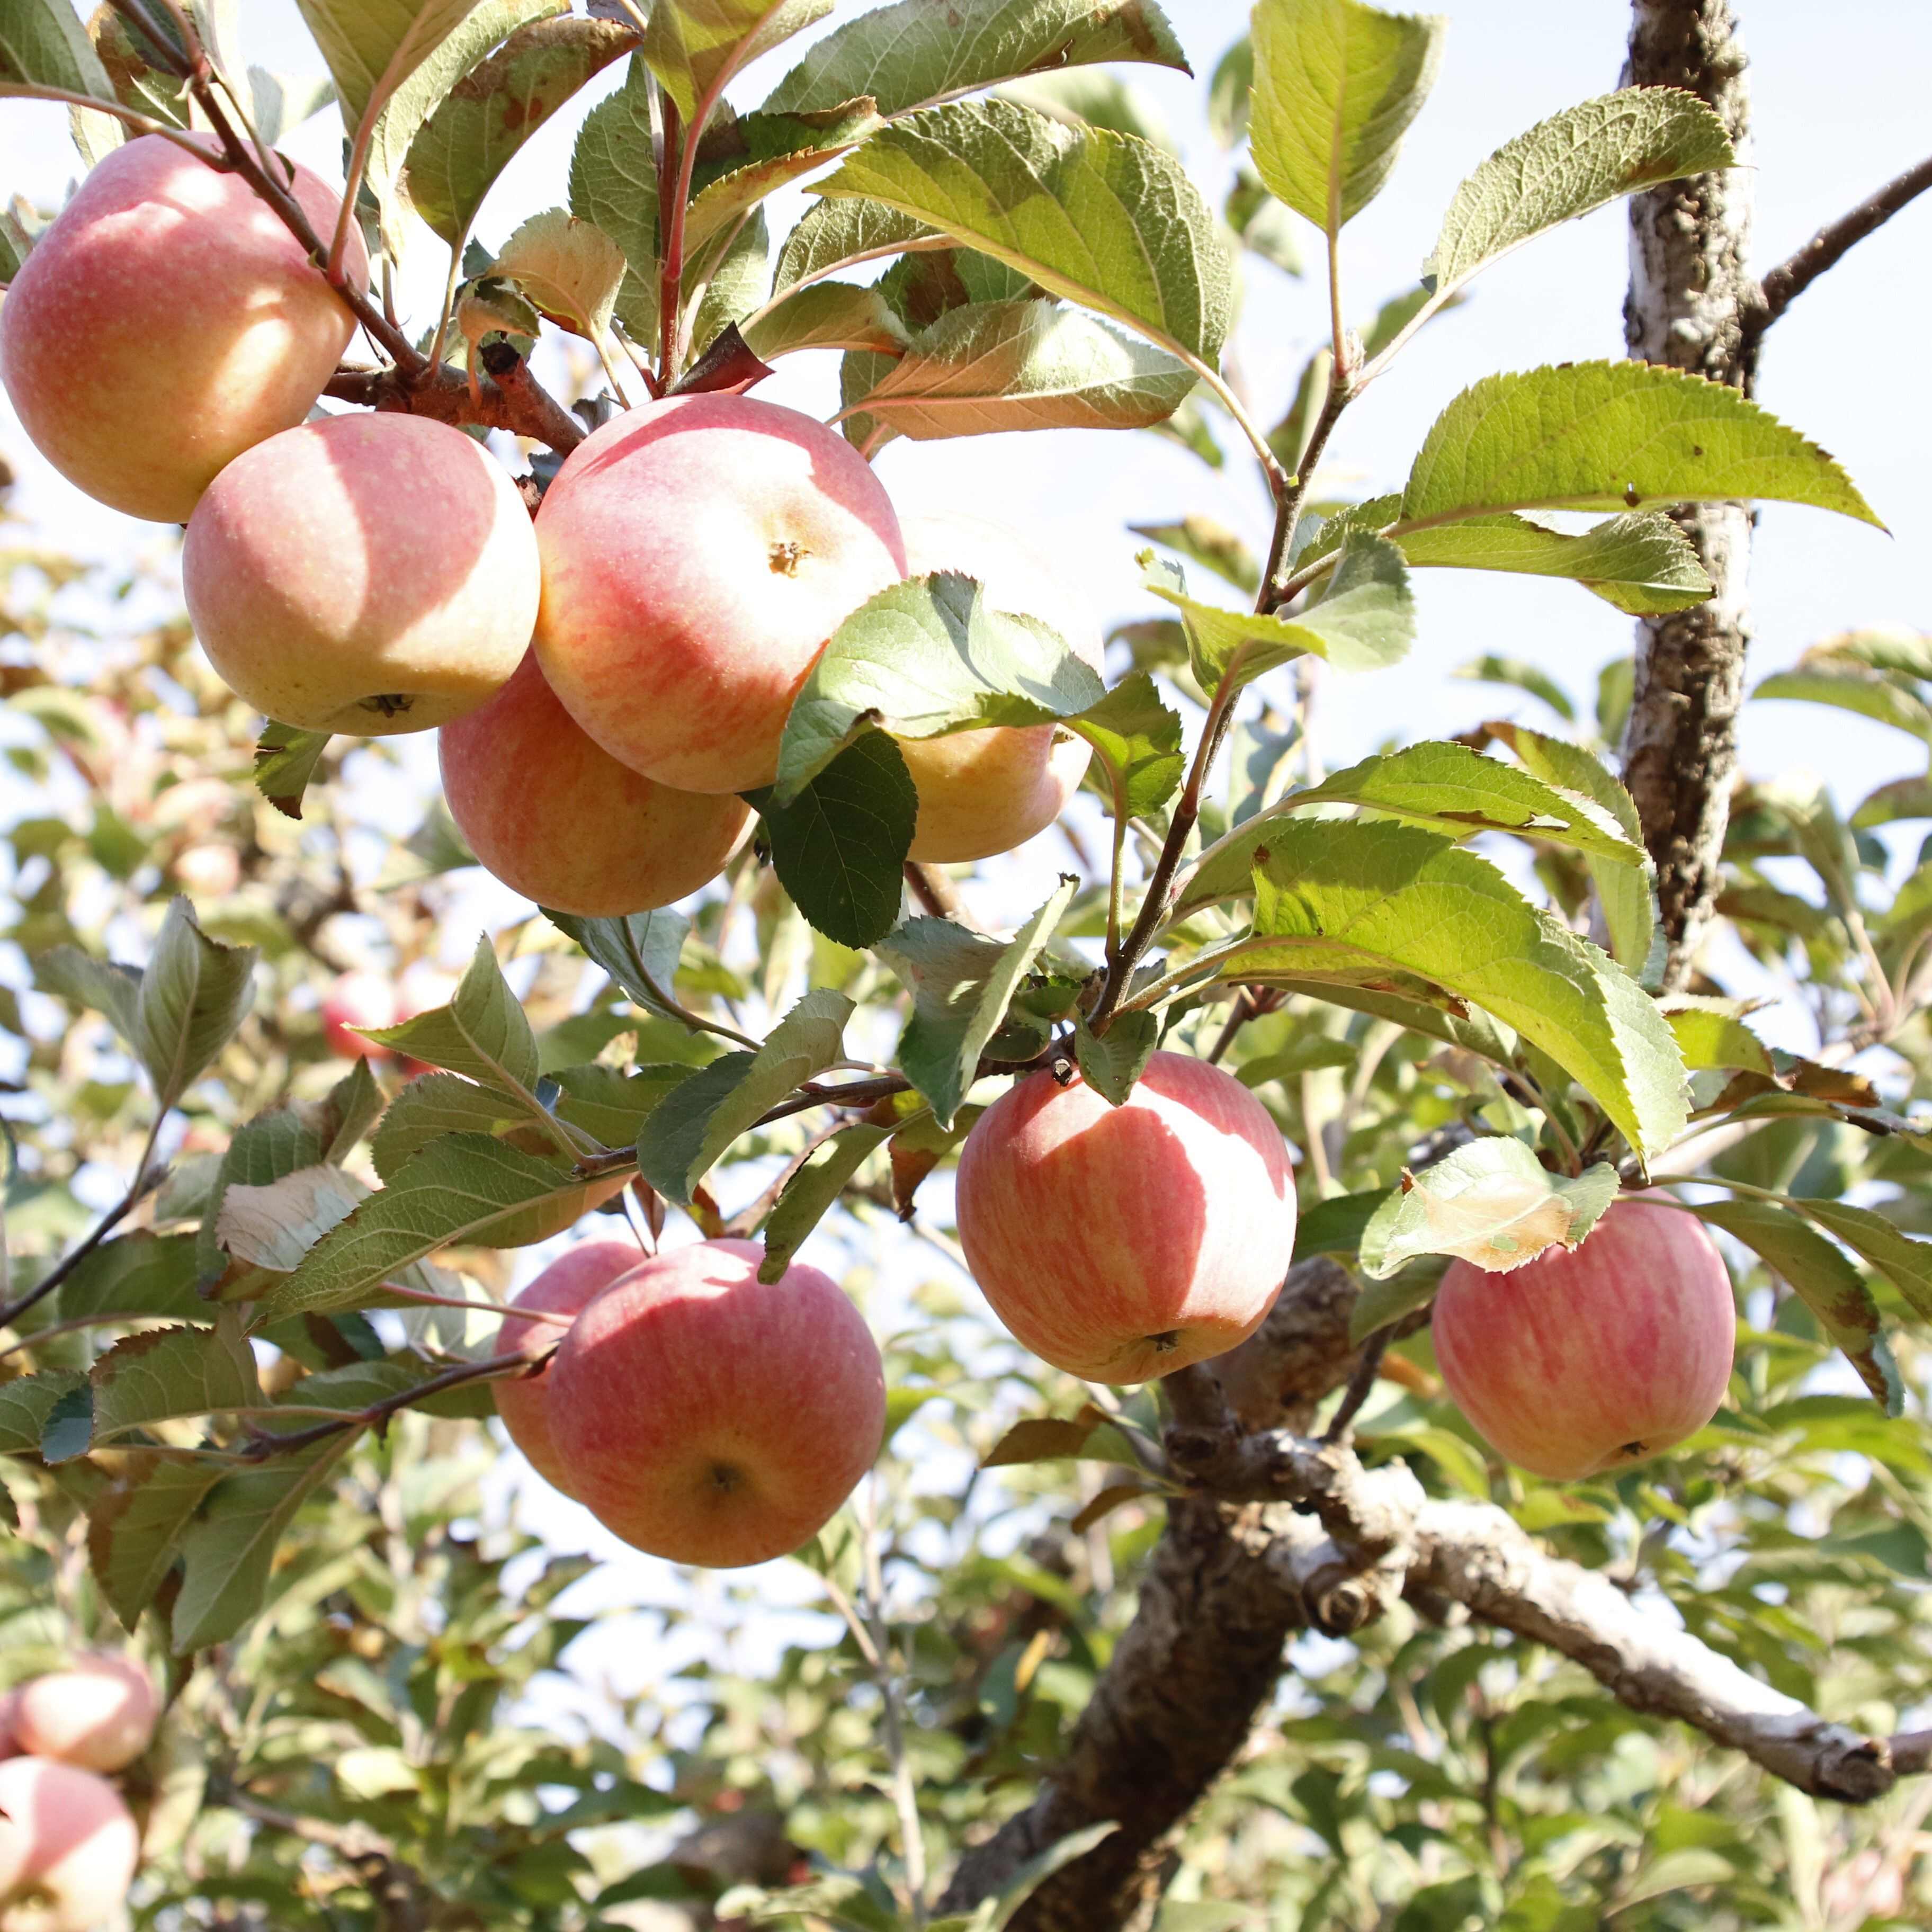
[1618,0,1756,990]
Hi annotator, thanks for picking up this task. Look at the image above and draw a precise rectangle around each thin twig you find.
[862,1479,928,1928]
[238,1353,536,1461]
[1751,153,1932,337]
[1321,1329,1389,1444]
[904,862,976,926]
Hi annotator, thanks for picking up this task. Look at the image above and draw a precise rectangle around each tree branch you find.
[325,342,585,455]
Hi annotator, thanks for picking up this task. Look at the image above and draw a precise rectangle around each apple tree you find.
[2,0,1932,1925]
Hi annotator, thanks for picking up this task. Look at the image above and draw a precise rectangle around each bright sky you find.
[2,0,1929,1722]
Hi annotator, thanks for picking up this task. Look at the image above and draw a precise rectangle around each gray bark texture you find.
[1617,0,1756,990]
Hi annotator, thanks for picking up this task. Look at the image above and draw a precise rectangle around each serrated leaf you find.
[743,280,909,359]
[1452,655,1576,721]
[0,0,114,98]
[745,732,919,947]
[196,1098,354,1293]
[248,64,337,145]
[1790,1198,1932,1326]
[137,897,257,1111]
[758,1121,891,1281]
[687,204,769,354]
[87,1321,261,1447]
[1752,667,1932,741]
[216,1165,371,1275]
[686,99,885,262]
[1130,514,1260,595]
[1144,534,1414,692]
[771,196,942,297]
[1358,1140,1619,1277]
[551,1062,692,1150]
[0,1368,84,1453]
[1072,1011,1159,1106]
[88,1451,225,1631]
[1000,66,1176,151]
[1424,88,1733,296]
[253,722,333,820]
[764,0,1186,119]
[35,942,142,1047]
[1066,672,1184,821]
[404,11,632,248]
[848,299,1193,440]
[776,572,1105,801]
[816,97,1233,369]
[90,7,189,126]
[547,906,693,1024]
[1249,0,1445,232]
[640,0,831,121]
[1853,775,1932,829]
[493,205,625,342]
[52,1232,203,1323]
[877,880,1076,1128]
[568,52,658,335]
[981,1415,1096,1468]
[1220,820,1687,1157]
[1400,362,1881,528]
[1663,1000,1773,1075]
[250,1135,606,1322]
[634,989,852,1206]
[1224,163,1305,276]
[294,0,499,137]
[1692,1197,1901,1413]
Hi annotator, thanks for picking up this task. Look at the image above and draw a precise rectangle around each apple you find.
[440,650,750,915]
[491,1239,645,1495]
[954,1051,1298,1383]
[182,413,540,735]
[321,971,399,1060]
[1431,1198,1736,1481]
[533,394,906,794]
[0,1757,140,1931]
[0,133,367,524]
[12,1655,157,1774]
[895,513,1104,863]
[547,1239,886,1567]
[0,1692,17,1761]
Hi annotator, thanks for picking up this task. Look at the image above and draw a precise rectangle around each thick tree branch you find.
[1617,0,1755,991]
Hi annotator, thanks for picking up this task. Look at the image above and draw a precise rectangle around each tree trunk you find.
[1618,0,1756,989]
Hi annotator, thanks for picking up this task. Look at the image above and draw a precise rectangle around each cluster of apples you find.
[0,1654,154,1930]
[0,137,1102,922]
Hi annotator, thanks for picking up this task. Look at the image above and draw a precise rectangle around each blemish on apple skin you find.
[364,693,414,717]
[769,540,806,576]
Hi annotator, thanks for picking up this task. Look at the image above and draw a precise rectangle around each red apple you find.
[533,394,906,794]
[895,512,1104,863]
[321,971,399,1060]
[0,133,367,523]
[547,1239,886,1567]
[440,651,750,915]
[183,413,540,735]
[0,1757,140,1930]
[954,1052,1298,1383]
[491,1239,645,1495]
[12,1655,156,1774]
[1432,1198,1736,1481]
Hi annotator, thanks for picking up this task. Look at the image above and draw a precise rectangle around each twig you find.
[325,346,585,455]
[1750,153,1932,338]
[238,1353,535,1461]
[1321,1330,1388,1444]
[904,862,976,926]
[862,1478,928,1928]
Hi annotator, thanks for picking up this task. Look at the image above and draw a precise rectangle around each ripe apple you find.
[440,651,750,915]
[533,394,906,793]
[547,1239,886,1567]
[0,1757,140,1931]
[491,1239,645,1496]
[183,413,540,735]
[895,513,1104,863]
[321,971,399,1060]
[954,1051,1298,1383]
[11,1655,156,1774]
[0,133,367,523]
[1432,1198,1736,1481]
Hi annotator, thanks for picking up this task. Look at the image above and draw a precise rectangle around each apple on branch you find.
[9,1655,156,1775]
[0,1756,140,1931]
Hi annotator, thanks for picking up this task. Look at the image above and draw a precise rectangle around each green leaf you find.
[1348,1262,1443,1343]
[35,943,142,1049]
[1248,0,1445,232]
[293,0,503,137]
[771,197,942,298]
[981,1415,1097,1468]
[545,906,692,1024]
[88,1451,226,1631]
[253,722,333,820]
[686,100,887,263]
[999,67,1176,153]
[775,572,1105,801]
[745,732,919,948]
[404,10,632,248]
[1224,164,1305,276]
[1130,515,1260,595]
[845,299,1194,440]
[569,53,658,335]
[1293,1186,1389,1263]
[1693,1197,1901,1413]
[1072,1012,1159,1106]
[173,1435,353,1651]
[137,897,258,1111]
[1789,1198,1932,1326]
[876,879,1076,1128]
[1206,32,1250,147]
[1752,667,1932,741]
[743,280,909,359]
[1065,672,1185,821]
[0,0,114,99]
[0,1369,84,1453]
[196,1096,358,1293]
[1143,533,1414,689]
[1451,655,1575,722]
[1662,1000,1773,1075]
[640,0,832,122]
[816,97,1234,369]
[1853,774,1932,829]
[52,1232,203,1324]
[1423,88,1733,296]
[214,1165,370,1276]
[1400,362,1882,528]
[634,989,852,1207]
[87,1321,262,1448]
[250,1135,605,1321]
[1222,820,1687,1157]
[493,205,625,343]
[764,0,1186,118]
[758,1122,892,1281]
[1357,1140,1620,1278]
[687,205,770,353]
[552,1063,693,1151]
